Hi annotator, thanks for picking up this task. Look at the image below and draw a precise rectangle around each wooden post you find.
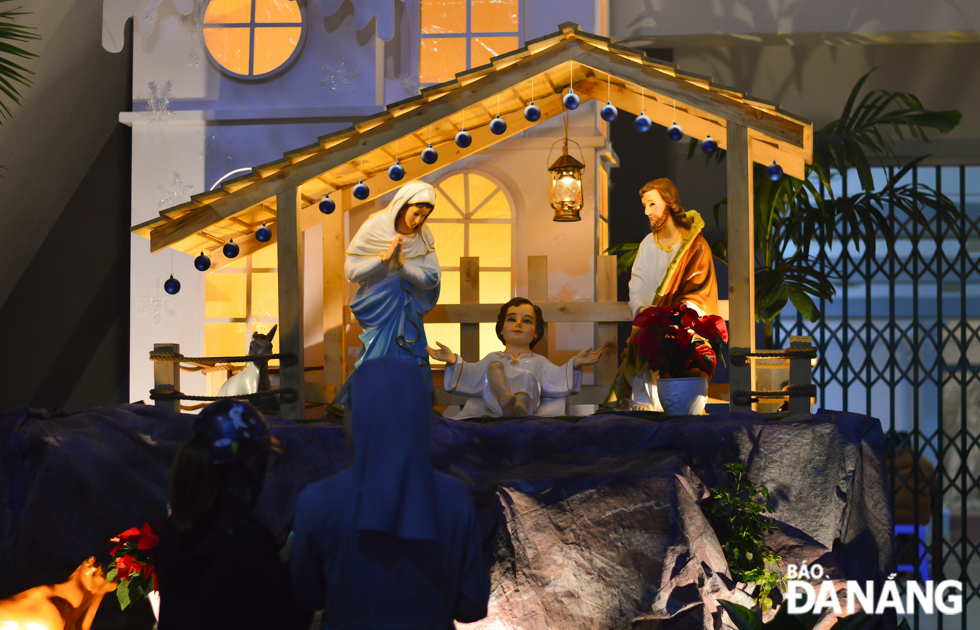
[527,256,550,359]
[153,343,180,412]
[277,186,305,420]
[459,257,480,362]
[596,255,618,385]
[727,122,755,411]
[322,198,345,403]
[788,336,813,415]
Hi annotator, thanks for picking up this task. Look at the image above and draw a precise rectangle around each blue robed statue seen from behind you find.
[334,181,441,405]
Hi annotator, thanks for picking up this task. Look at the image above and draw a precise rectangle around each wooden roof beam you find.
[149,38,589,252]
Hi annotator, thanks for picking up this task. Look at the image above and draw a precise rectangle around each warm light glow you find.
[203,0,304,78]
[420,0,519,84]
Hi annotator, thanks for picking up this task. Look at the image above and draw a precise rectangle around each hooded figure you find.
[291,358,489,629]
[335,182,441,406]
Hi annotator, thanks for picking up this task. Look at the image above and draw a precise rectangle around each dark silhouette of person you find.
[155,399,310,630]
[291,357,490,628]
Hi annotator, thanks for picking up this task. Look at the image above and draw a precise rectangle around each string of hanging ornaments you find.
[388,140,405,181]
[164,247,181,294]
[353,157,370,200]
[524,77,541,121]
[195,233,211,272]
[455,109,472,148]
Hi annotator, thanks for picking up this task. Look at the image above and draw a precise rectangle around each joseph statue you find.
[605,178,719,410]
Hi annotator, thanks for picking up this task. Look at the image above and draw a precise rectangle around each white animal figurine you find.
[219,325,276,397]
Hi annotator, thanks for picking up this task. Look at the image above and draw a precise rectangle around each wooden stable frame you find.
[134,23,813,420]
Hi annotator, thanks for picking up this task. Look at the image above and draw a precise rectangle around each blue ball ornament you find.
[455,129,472,148]
[489,115,507,135]
[523,102,541,122]
[634,113,652,133]
[194,252,211,272]
[666,121,684,142]
[388,161,405,181]
[353,180,370,200]
[562,89,580,110]
[164,275,181,295]
[700,135,718,155]
[255,223,272,242]
[319,194,336,214]
[421,144,439,164]
[223,239,240,258]
[600,102,618,122]
[767,160,784,181]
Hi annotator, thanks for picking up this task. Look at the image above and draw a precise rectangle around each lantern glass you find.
[550,165,583,222]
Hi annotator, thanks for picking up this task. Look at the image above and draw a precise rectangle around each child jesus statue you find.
[426,298,602,419]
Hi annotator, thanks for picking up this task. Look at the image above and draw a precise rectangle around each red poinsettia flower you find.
[633,305,672,329]
[693,342,716,374]
[109,526,141,557]
[137,522,160,550]
[693,315,729,345]
[677,304,701,328]
[115,554,141,580]
[633,328,663,363]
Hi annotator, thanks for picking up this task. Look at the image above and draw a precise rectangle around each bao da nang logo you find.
[786,563,963,615]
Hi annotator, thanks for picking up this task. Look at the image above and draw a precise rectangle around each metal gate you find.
[774,165,980,628]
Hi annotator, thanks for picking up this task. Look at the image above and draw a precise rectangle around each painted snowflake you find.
[198,130,238,184]
[140,80,175,121]
[138,277,179,326]
[158,172,194,209]
[321,59,359,95]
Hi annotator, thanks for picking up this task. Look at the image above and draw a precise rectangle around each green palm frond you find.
[0,1,39,121]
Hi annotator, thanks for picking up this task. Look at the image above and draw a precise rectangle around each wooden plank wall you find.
[277,187,306,420]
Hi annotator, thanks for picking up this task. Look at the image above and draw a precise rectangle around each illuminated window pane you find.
[203,27,251,76]
[253,27,302,75]
[467,174,496,211]
[479,322,502,357]
[439,271,460,304]
[432,187,464,219]
[427,222,464,268]
[205,273,247,318]
[204,0,251,24]
[251,273,279,319]
[252,321,281,367]
[252,243,278,268]
[255,0,302,23]
[438,173,466,208]
[424,323,460,358]
[479,271,511,303]
[421,0,467,34]
[470,37,518,68]
[471,0,518,32]
[224,254,248,269]
[420,38,466,83]
[206,322,247,356]
[469,223,511,267]
[471,191,510,219]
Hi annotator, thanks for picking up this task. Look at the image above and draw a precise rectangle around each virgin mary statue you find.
[334,181,441,405]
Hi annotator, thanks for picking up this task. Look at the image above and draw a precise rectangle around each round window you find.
[202,0,305,79]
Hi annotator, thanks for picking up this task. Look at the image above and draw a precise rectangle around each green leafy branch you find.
[0,1,39,121]
[702,462,785,612]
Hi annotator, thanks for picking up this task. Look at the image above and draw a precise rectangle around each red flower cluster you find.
[108,521,161,596]
[630,304,729,379]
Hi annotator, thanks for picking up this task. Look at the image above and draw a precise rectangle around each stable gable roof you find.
[135,23,812,261]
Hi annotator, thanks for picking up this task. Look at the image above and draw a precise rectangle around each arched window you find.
[203,0,305,79]
[419,0,521,84]
[424,171,516,357]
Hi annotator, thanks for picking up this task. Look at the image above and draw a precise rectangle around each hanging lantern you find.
[421,144,439,164]
[164,275,181,295]
[548,141,585,222]
[255,222,272,242]
[223,239,240,258]
[319,193,336,214]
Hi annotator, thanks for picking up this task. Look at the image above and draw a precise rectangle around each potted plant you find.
[106,521,161,619]
[630,303,728,415]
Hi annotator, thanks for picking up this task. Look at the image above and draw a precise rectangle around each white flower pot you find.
[148,590,160,621]
[657,376,708,416]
